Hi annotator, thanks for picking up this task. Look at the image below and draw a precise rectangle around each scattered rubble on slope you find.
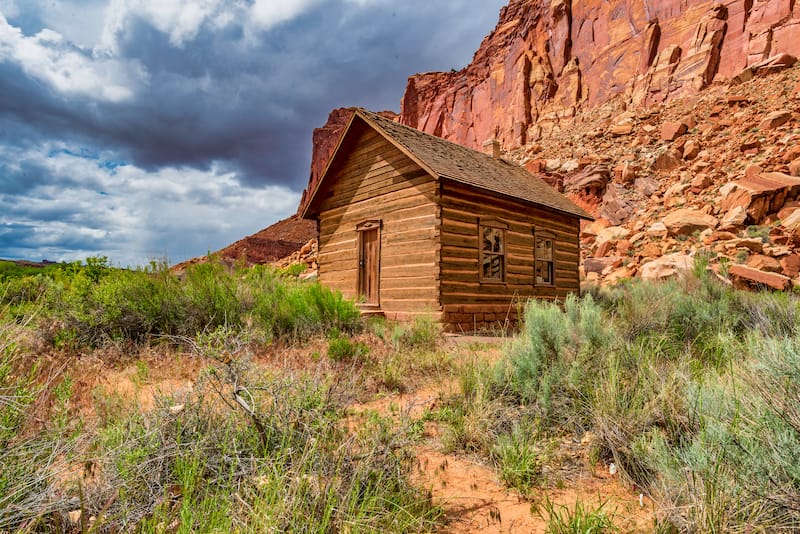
[508,60,800,289]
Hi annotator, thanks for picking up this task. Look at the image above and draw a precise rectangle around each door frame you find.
[356,220,381,307]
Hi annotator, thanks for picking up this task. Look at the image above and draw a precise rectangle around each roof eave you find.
[300,110,360,219]
[354,110,439,180]
[438,175,594,221]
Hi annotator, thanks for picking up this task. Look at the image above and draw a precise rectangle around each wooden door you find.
[357,222,380,306]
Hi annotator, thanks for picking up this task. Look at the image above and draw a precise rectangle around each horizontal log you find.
[319,188,437,223]
[379,299,442,313]
[381,251,437,267]
[441,182,582,227]
[325,169,432,210]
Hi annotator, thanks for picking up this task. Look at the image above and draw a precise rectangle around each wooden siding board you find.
[316,127,440,313]
[439,181,581,307]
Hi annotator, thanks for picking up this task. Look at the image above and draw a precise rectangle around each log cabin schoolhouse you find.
[301,109,592,332]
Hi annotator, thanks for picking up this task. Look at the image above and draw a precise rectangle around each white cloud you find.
[249,0,321,30]
[0,145,299,266]
[100,0,325,51]
[0,13,145,102]
[0,0,19,18]
[101,0,241,50]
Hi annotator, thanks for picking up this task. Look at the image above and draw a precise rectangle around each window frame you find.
[479,218,508,284]
[533,228,556,287]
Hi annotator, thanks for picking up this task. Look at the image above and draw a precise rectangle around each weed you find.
[493,424,542,495]
[534,496,619,533]
[327,335,369,362]
[390,314,439,352]
[746,225,770,241]
[133,360,149,386]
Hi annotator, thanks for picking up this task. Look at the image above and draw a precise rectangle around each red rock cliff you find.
[399,0,800,150]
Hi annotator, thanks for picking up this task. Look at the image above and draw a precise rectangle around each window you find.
[534,230,555,286]
[480,219,507,283]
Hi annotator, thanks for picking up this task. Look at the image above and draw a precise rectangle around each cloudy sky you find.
[0,0,506,266]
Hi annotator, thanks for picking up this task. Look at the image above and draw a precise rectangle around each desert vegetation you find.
[433,260,800,532]
[0,259,443,532]
[2,257,800,532]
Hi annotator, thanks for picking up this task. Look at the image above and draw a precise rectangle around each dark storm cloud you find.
[1,1,504,190]
[0,0,506,263]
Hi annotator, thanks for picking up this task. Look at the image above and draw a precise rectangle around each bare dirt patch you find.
[347,338,656,533]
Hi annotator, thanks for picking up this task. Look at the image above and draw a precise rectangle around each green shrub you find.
[25,258,361,348]
[327,334,369,362]
[495,294,608,428]
[448,274,800,531]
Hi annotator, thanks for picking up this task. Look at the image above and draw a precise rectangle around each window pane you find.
[535,238,553,261]
[483,227,503,253]
[535,260,553,284]
[482,227,493,252]
[483,253,503,280]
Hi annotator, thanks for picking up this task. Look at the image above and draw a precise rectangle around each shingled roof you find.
[303,109,592,220]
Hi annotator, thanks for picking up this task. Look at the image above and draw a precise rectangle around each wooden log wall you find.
[315,124,441,315]
[439,180,581,332]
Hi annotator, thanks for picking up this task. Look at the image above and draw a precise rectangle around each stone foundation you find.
[442,305,521,334]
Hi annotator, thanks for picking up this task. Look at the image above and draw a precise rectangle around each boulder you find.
[758,110,793,131]
[719,206,748,230]
[719,173,800,224]
[581,219,611,238]
[789,158,800,177]
[652,149,682,171]
[610,120,634,136]
[596,226,631,246]
[661,121,688,141]
[781,254,800,278]
[663,208,719,236]
[545,159,562,172]
[584,256,621,274]
[639,253,694,281]
[782,209,800,231]
[615,161,638,184]
[746,254,782,273]
[647,222,669,238]
[635,177,659,197]
[595,240,615,258]
[723,238,764,254]
[600,184,634,225]
[560,159,580,173]
[605,266,636,284]
[728,265,791,291]
[640,242,662,257]
[565,165,611,194]
[683,140,701,160]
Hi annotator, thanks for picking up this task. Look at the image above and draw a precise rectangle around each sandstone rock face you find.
[398,0,800,152]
